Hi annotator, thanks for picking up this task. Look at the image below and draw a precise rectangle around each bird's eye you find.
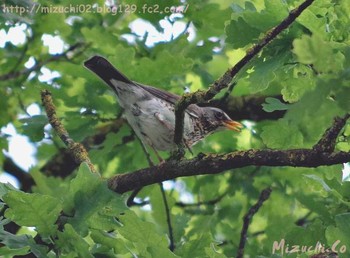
[214,111,224,119]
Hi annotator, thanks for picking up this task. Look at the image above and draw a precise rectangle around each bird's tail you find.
[84,56,135,89]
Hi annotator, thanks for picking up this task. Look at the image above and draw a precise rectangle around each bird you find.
[84,56,242,160]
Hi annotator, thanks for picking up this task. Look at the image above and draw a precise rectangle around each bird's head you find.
[201,107,243,134]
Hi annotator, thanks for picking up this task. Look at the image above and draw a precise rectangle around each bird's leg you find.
[140,130,164,164]
[138,139,155,167]
[149,144,165,164]
[183,140,193,155]
[126,137,154,207]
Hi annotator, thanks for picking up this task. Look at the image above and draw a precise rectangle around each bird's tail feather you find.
[84,56,134,89]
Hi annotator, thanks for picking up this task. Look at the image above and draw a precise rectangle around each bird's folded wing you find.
[136,83,202,118]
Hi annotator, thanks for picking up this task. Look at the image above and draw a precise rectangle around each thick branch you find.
[173,0,315,150]
[108,149,350,194]
[109,114,349,194]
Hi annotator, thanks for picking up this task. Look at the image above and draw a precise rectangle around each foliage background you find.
[0,0,350,257]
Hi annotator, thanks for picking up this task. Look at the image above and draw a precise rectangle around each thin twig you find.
[126,187,144,207]
[295,211,313,226]
[128,191,227,208]
[175,191,226,207]
[173,0,315,156]
[126,132,154,206]
[220,82,236,103]
[237,187,272,258]
[159,182,175,251]
[41,90,97,173]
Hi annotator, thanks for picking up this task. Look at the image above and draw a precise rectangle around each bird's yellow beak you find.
[223,120,243,132]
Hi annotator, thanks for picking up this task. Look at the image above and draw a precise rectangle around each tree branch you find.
[41,90,97,173]
[237,187,272,258]
[173,0,315,154]
[41,118,125,177]
[108,114,350,194]
[159,183,175,251]
[313,113,350,153]
[108,149,349,194]
[175,192,227,207]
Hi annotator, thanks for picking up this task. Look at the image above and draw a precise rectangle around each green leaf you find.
[35,11,71,36]
[261,119,303,149]
[225,17,260,48]
[186,3,231,39]
[31,169,69,198]
[177,232,214,258]
[262,97,290,112]
[205,243,228,258]
[0,246,30,256]
[293,34,345,73]
[150,186,175,235]
[63,162,100,214]
[296,8,327,36]
[303,174,331,192]
[247,52,289,93]
[64,163,126,235]
[0,136,8,164]
[56,224,94,258]
[325,213,350,257]
[18,115,47,142]
[0,218,48,257]
[117,210,178,257]
[248,0,288,30]
[281,74,316,103]
[90,229,129,255]
[0,183,18,199]
[4,191,62,236]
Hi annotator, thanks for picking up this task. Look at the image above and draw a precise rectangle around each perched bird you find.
[84,56,242,159]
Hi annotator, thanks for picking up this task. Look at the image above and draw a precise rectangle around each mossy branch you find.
[41,90,97,174]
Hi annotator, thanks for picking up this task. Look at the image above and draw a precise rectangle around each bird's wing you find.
[135,83,179,104]
[136,83,202,118]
